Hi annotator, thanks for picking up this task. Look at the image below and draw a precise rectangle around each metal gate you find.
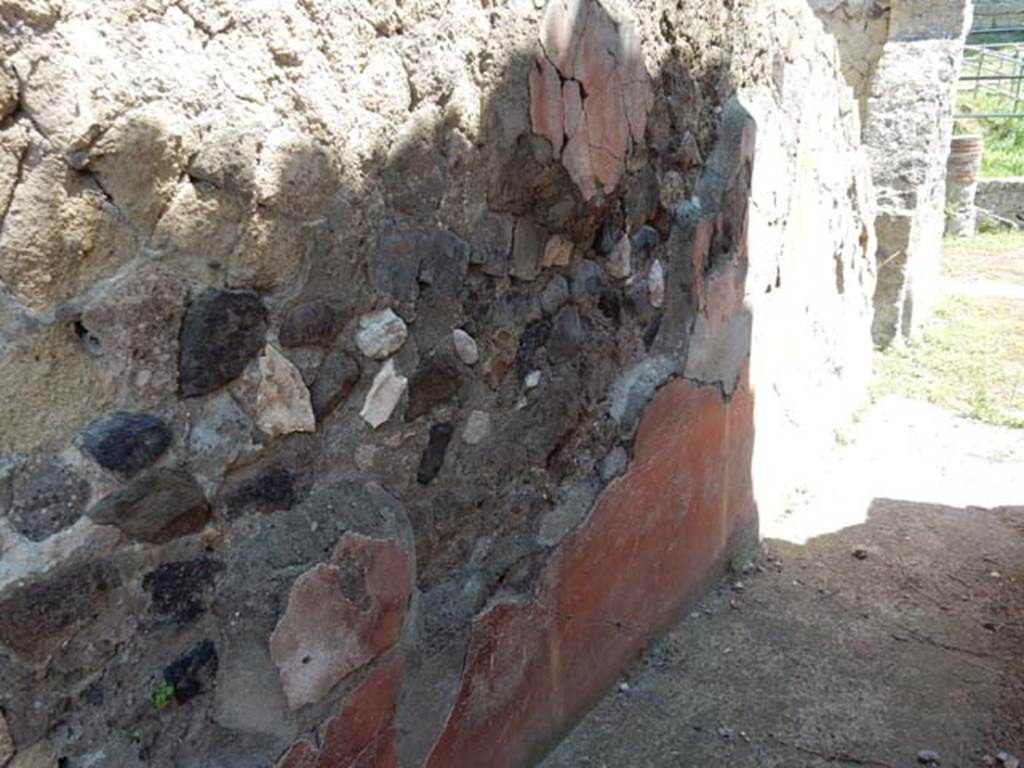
[957,27,1024,119]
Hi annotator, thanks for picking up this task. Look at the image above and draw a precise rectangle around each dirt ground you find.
[541,251,1024,768]
[541,497,1024,766]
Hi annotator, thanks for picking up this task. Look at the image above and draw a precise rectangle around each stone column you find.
[864,0,974,344]
[945,134,984,237]
[862,0,974,345]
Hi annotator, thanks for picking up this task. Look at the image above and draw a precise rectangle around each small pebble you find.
[525,370,542,389]
[648,258,665,308]
[917,750,941,765]
[852,547,869,560]
[452,328,480,365]
[998,751,1022,768]
[462,410,491,446]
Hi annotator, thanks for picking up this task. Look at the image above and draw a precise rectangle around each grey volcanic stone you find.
[88,468,210,544]
[541,275,570,315]
[473,210,514,277]
[179,290,268,397]
[511,218,547,281]
[278,299,345,348]
[0,558,122,662]
[420,231,471,297]
[310,350,360,420]
[188,392,252,494]
[571,259,604,299]
[417,423,454,485]
[8,457,91,541]
[81,411,171,477]
[371,226,422,319]
[631,225,659,252]
[547,306,585,363]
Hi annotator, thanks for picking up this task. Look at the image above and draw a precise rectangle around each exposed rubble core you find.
[0,1,876,766]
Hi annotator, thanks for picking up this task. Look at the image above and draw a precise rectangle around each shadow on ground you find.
[541,498,1024,768]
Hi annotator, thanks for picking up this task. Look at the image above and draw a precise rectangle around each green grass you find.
[956,93,1024,177]
[943,230,1024,282]
[871,233,1024,429]
[966,30,1024,46]
[872,295,1024,428]
[153,679,175,711]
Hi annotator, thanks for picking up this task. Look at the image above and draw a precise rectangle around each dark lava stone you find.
[547,306,585,364]
[417,423,454,485]
[8,457,91,541]
[310,350,360,421]
[81,411,171,477]
[219,463,296,519]
[179,290,268,397]
[164,639,218,705]
[514,318,551,378]
[142,557,224,625]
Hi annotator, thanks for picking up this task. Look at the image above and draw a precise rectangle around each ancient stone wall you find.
[973,0,1024,29]
[0,1,875,766]
[806,0,892,122]
[976,177,1024,225]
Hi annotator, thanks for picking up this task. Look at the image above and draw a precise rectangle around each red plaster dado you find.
[425,371,757,767]
[317,656,403,768]
[275,657,404,768]
[275,372,756,768]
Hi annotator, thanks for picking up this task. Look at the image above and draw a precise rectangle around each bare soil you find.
[541,501,1024,767]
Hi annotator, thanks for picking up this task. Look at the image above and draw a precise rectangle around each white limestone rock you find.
[355,309,408,360]
[360,359,407,429]
[255,346,316,438]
